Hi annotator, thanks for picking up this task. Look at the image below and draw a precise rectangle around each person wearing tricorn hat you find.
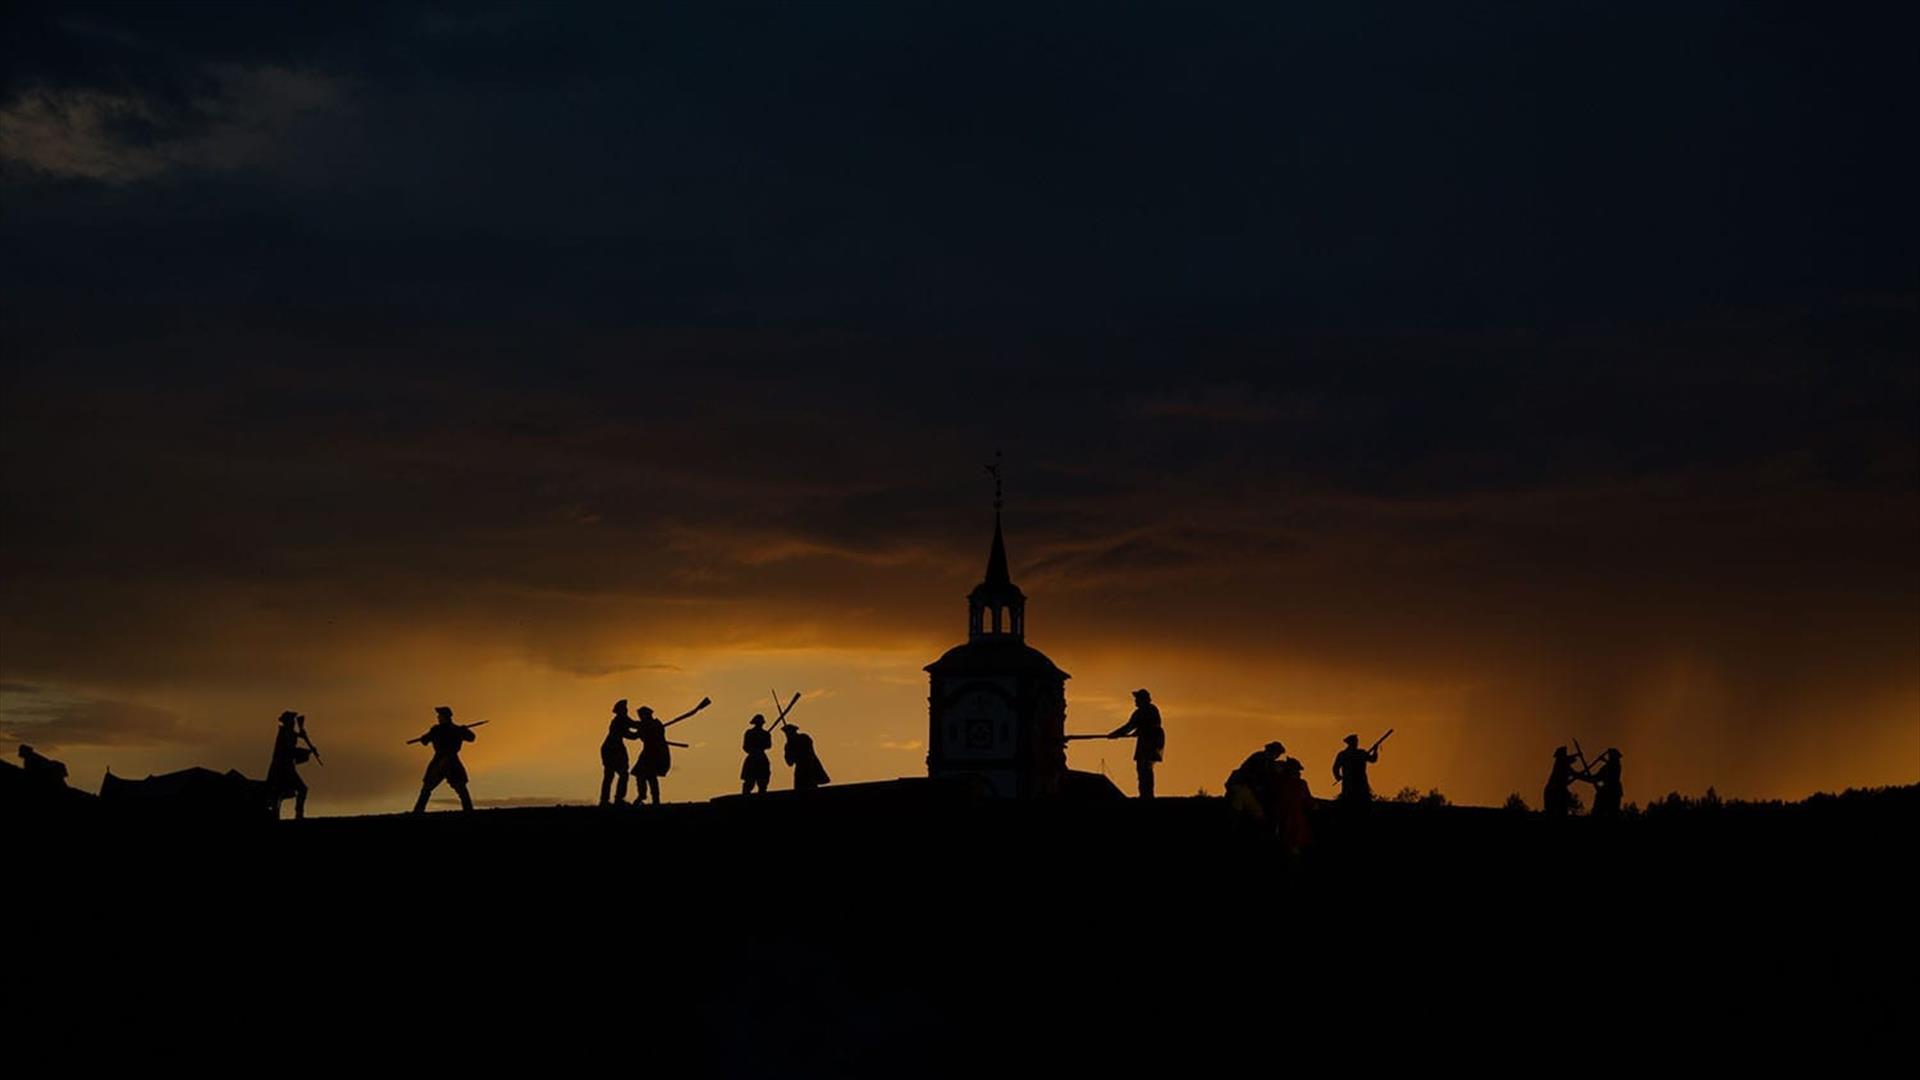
[1586,748,1624,820]
[265,711,312,820]
[740,714,773,795]
[1107,689,1165,799]
[782,722,831,792]
[411,706,476,813]
[629,705,670,805]
[1332,734,1380,812]
[1543,746,1588,818]
[600,699,644,806]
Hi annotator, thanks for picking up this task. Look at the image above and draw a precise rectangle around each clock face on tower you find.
[942,686,1015,760]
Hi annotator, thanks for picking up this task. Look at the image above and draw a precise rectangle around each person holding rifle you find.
[265,710,315,820]
[1543,746,1589,818]
[630,706,670,806]
[600,699,644,806]
[410,706,479,813]
[1107,688,1165,799]
[628,697,711,806]
[1333,732,1387,811]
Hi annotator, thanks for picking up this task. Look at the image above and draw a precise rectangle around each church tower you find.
[924,462,1069,797]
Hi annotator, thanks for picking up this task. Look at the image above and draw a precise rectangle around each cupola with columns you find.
[924,457,1070,798]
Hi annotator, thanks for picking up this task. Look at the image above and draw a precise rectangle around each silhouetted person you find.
[1273,758,1314,854]
[600,699,644,806]
[629,706,670,805]
[782,723,830,791]
[265,711,312,820]
[1108,689,1165,799]
[411,706,475,813]
[1226,741,1286,826]
[1543,746,1588,818]
[1332,734,1377,807]
[1587,748,1624,819]
[741,714,773,795]
[17,744,68,789]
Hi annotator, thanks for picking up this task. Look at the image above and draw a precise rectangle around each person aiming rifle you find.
[1107,688,1166,799]
[1333,730,1391,809]
[600,699,644,806]
[409,706,484,813]
[266,710,317,820]
[629,697,711,806]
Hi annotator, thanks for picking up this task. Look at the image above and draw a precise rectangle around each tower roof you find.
[970,510,1025,604]
[984,512,1012,587]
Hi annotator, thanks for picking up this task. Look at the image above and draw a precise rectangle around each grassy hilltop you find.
[10,781,1914,1070]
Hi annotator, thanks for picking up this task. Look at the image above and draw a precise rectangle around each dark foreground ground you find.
[9,781,1917,1074]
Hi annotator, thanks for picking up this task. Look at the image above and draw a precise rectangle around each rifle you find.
[664,697,712,727]
[295,715,325,766]
[667,740,689,749]
[1063,734,1111,741]
[769,690,800,732]
[1572,737,1596,779]
[407,720,488,745]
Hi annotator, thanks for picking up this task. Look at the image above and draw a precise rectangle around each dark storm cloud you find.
[5,2,1916,327]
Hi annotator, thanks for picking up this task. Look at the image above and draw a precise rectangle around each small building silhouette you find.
[924,502,1070,798]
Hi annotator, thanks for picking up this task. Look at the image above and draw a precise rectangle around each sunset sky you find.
[3,2,1915,815]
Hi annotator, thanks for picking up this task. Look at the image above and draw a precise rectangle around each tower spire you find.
[983,449,1010,587]
[969,451,1024,639]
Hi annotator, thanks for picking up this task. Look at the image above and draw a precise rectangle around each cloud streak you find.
[0,686,197,749]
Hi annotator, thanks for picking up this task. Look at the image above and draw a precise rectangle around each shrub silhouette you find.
[1502,792,1529,813]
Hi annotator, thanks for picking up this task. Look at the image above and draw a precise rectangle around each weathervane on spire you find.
[985,448,1004,511]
